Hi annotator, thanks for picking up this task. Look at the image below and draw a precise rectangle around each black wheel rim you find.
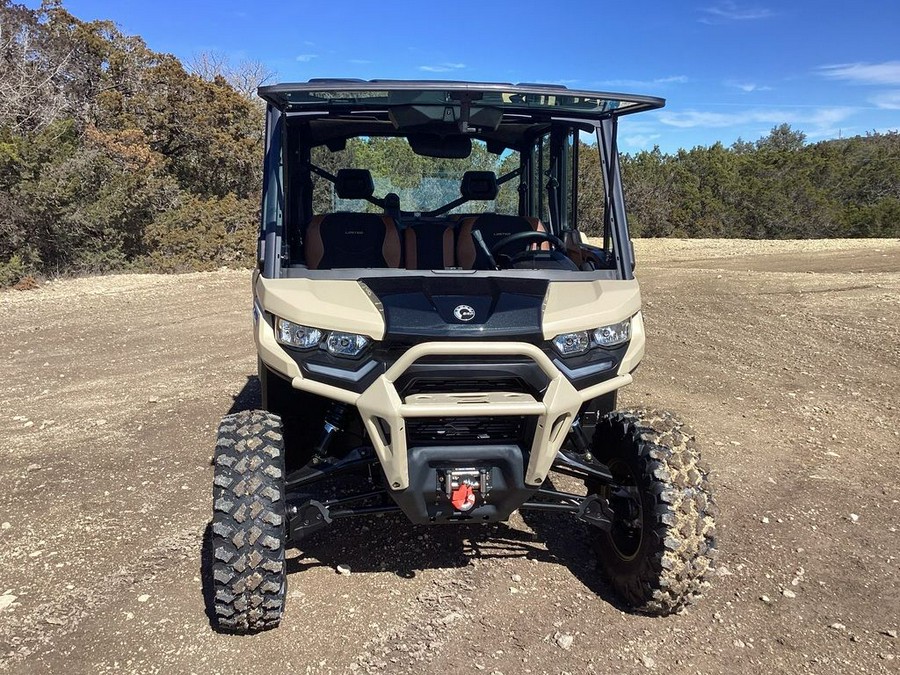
[605,458,644,561]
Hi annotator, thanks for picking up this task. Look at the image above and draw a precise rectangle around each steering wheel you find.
[489,230,566,257]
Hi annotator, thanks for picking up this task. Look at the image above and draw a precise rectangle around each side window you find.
[494,149,520,215]
[564,128,576,231]
[576,131,607,245]
[529,133,551,223]
[540,133,551,224]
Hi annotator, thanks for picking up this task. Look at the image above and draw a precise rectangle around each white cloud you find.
[418,63,466,73]
[597,75,688,89]
[349,59,373,65]
[295,54,318,62]
[659,107,856,135]
[623,133,662,149]
[618,119,661,135]
[700,1,773,22]
[871,90,900,110]
[659,111,740,128]
[819,61,900,86]
[726,80,772,92]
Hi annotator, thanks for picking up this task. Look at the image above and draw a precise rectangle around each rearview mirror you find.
[408,133,472,159]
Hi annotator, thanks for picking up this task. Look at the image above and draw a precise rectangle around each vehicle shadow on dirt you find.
[200,513,622,631]
[200,376,624,631]
[226,374,262,416]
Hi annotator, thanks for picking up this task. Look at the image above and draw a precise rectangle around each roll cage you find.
[256,80,665,281]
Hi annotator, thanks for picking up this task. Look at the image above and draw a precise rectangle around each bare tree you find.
[0,2,72,131]
[186,49,276,100]
[184,50,229,81]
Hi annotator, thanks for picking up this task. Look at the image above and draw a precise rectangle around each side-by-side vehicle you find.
[209,80,717,632]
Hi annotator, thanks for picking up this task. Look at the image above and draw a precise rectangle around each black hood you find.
[360,276,548,342]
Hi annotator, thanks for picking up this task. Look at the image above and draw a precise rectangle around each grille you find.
[402,378,526,396]
[406,416,527,445]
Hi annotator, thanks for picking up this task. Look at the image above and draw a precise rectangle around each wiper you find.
[472,229,500,270]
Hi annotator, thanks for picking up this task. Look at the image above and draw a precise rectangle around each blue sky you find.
[52,0,900,152]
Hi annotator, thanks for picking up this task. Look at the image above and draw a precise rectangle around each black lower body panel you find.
[389,445,536,524]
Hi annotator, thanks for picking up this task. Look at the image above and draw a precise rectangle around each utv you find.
[210,80,717,633]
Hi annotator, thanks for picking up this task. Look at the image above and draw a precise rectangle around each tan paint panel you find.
[617,311,645,376]
[253,273,645,490]
[541,279,641,339]
[253,306,362,405]
[255,277,385,339]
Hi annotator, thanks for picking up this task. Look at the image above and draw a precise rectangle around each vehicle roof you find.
[257,79,665,120]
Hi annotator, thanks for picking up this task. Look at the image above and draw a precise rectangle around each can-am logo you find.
[453,305,476,322]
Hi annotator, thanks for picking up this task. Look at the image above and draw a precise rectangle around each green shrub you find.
[0,254,27,288]
[143,193,258,272]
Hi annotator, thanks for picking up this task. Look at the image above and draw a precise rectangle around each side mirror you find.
[630,239,636,271]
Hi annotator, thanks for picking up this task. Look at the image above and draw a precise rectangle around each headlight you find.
[325,331,370,357]
[274,317,371,358]
[276,318,323,349]
[552,331,591,356]
[552,318,632,356]
[592,319,630,347]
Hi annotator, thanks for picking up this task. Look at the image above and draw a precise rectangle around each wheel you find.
[211,410,287,632]
[589,409,717,615]
[258,359,322,471]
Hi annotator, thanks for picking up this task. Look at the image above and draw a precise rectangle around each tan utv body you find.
[209,80,717,634]
[254,273,644,490]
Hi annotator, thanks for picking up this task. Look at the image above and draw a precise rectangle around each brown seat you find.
[305,214,401,270]
[303,168,402,270]
[456,214,547,269]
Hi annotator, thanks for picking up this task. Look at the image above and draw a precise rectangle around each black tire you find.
[211,410,287,633]
[590,408,717,615]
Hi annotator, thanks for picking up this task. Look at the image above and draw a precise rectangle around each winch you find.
[440,467,492,512]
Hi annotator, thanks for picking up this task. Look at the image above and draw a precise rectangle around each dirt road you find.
[1,239,898,674]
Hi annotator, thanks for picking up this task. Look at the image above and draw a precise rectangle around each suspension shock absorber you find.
[313,401,350,458]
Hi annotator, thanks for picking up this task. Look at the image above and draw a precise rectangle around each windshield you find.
[263,89,640,278]
[312,137,519,215]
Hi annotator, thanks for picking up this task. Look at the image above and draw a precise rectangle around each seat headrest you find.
[460,171,498,201]
[335,169,375,200]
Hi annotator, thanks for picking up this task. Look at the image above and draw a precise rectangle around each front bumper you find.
[257,309,642,490]
[254,270,645,493]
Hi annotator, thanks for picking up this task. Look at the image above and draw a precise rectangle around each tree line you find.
[0,0,265,286]
[1,1,897,287]
[618,126,900,240]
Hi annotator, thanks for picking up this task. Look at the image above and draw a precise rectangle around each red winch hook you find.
[450,484,476,511]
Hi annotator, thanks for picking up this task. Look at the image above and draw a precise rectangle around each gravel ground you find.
[0,238,898,674]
